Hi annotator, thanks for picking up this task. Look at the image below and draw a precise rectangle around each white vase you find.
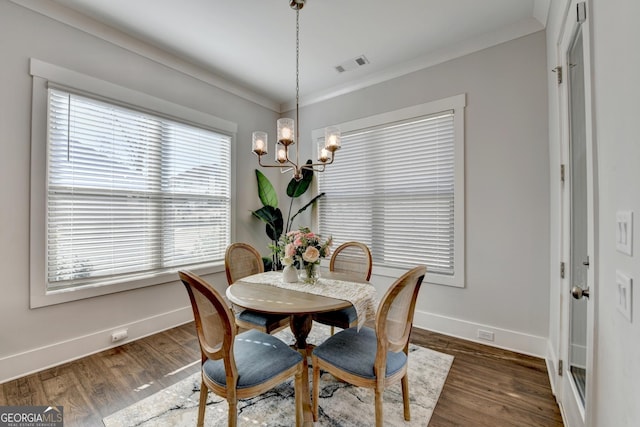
[282,264,298,283]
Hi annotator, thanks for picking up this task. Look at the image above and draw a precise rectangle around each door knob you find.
[571,286,590,300]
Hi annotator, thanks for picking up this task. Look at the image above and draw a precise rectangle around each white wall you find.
[591,0,640,420]
[546,1,640,425]
[0,1,278,382]
[591,0,640,416]
[291,31,551,356]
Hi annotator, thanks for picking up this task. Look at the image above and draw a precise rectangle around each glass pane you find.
[47,90,231,289]
[318,112,455,271]
[569,27,588,406]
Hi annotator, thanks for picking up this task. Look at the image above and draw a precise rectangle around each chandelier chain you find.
[251,0,340,181]
[295,8,300,143]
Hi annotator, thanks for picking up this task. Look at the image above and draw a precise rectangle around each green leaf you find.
[289,192,325,224]
[262,257,273,271]
[286,160,314,198]
[251,206,283,241]
[256,169,278,208]
[267,211,284,241]
[251,205,280,227]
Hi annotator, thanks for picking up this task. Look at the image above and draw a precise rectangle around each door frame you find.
[556,1,598,426]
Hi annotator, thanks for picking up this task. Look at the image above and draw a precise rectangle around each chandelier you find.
[251,0,341,181]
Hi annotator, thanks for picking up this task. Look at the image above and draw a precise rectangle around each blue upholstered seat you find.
[312,241,372,332]
[311,265,426,427]
[225,242,290,334]
[203,329,303,389]
[312,327,407,380]
[312,306,357,330]
[179,270,304,426]
[236,310,289,330]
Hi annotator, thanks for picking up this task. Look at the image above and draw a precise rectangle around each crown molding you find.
[281,17,545,112]
[10,0,280,112]
[11,0,548,115]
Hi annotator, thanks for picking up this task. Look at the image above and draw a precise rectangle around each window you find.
[316,94,465,287]
[30,59,237,306]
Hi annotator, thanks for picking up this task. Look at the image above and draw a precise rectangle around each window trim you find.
[29,59,238,307]
[313,94,466,287]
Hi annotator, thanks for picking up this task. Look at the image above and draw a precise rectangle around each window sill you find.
[372,264,464,288]
[319,260,464,288]
[30,262,225,308]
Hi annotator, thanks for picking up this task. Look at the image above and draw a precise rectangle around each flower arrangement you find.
[278,226,332,283]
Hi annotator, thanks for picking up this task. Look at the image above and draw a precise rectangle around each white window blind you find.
[318,110,458,277]
[46,88,231,290]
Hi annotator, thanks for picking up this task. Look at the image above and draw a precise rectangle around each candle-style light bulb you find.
[277,118,295,146]
[325,126,341,152]
[252,131,268,155]
[276,147,288,163]
[319,147,329,162]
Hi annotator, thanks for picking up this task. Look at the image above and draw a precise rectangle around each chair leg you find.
[197,380,208,427]
[294,365,304,427]
[330,325,335,336]
[401,374,411,421]
[312,355,320,422]
[374,387,384,427]
[227,398,238,427]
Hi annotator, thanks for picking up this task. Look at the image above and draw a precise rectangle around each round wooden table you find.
[226,271,372,426]
[226,271,360,350]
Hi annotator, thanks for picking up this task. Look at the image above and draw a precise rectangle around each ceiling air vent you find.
[335,55,369,73]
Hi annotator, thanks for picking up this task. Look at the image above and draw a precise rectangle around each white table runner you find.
[240,271,378,330]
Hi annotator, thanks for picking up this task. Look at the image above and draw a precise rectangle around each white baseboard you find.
[0,306,193,383]
[413,309,548,358]
[1,306,552,383]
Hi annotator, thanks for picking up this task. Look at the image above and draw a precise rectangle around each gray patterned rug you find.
[103,324,453,426]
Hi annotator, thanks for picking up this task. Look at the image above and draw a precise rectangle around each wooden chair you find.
[311,265,426,427]
[225,242,289,334]
[312,241,373,333]
[179,270,304,427]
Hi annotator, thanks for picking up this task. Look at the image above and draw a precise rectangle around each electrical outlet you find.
[111,329,128,343]
[477,329,495,342]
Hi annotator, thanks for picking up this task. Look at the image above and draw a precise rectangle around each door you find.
[558,1,596,426]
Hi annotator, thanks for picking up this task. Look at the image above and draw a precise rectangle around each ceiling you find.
[45,0,549,111]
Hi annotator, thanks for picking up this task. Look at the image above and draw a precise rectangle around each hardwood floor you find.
[0,323,563,426]
[413,329,564,426]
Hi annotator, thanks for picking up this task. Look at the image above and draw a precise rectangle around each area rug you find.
[103,324,453,426]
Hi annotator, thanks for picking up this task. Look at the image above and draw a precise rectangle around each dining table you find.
[226,270,378,351]
[226,269,378,426]
[226,271,377,426]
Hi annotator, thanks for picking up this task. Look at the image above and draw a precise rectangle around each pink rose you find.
[302,246,320,263]
[285,243,296,257]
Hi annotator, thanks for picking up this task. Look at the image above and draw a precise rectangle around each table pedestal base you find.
[289,314,315,426]
[290,314,313,352]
